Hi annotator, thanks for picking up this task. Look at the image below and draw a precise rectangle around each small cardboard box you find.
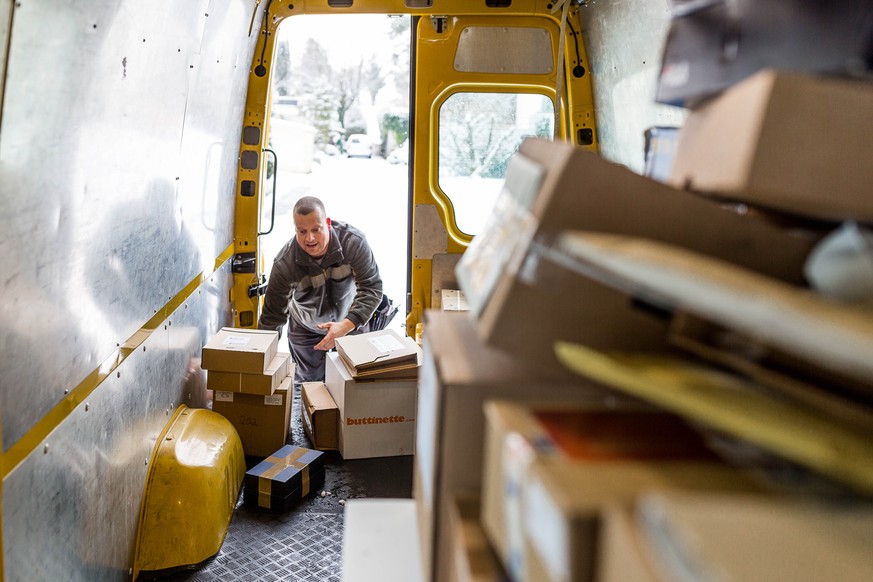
[456,138,819,368]
[201,327,279,374]
[669,70,873,223]
[480,401,764,582]
[206,352,290,395]
[335,329,420,376]
[324,352,417,459]
[212,376,293,457]
[301,382,339,451]
[243,444,325,511]
[414,311,617,582]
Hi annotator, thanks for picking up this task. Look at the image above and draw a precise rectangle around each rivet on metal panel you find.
[85,404,90,412]
[43,444,49,454]
[145,459,148,466]
[166,435,174,441]
[117,372,121,379]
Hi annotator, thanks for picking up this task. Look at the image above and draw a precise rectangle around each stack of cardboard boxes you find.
[312,328,423,460]
[202,327,295,458]
[416,27,873,582]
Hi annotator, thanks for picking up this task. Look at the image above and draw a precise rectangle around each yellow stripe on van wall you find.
[0,244,235,481]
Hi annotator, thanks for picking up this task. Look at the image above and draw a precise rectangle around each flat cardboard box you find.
[335,329,420,374]
[456,138,820,367]
[480,401,764,582]
[201,327,279,374]
[669,70,873,223]
[447,496,507,582]
[637,492,873,582]
[206,352,291,395]
[212,376,293,457]
[324,352,417,459]
[301,382,339,451]
[346,349,422,381]
[414,311,617,582]
[655,0,873,107]
[243,444,325,512]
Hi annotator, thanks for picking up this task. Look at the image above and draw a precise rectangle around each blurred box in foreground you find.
[670,69,873,223]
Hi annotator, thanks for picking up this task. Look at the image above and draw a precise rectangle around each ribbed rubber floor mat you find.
[182,508,344,581]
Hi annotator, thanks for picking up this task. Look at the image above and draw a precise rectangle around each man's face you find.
[294,209,330,258]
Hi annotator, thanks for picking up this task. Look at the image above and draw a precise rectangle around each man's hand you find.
[314,318,356,350]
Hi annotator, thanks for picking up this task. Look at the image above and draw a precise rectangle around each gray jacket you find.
[258,221,382,335]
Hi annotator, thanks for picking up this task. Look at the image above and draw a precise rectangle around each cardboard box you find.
[414,311,617,582]
[596,505,664,582]
[636,492,873,582]
[301,382,339,451]
[655,0,873,107]
[212,376,293,457]
[480,401,764,582]
[206,351,291,395]
[456,138,820,367]
[324,352,417,459]
[335,329,421,377]
[669,70,873,223]
[447,496,507,582]
[243,444,325,511]
[201,327,279,374]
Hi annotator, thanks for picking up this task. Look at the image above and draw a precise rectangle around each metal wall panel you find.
[2,264,231,580]
[454,26,554,74]
[579,0,687,173]
[0,0,256,450]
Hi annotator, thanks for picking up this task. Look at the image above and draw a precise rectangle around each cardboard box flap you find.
[301,382,339,451]
[335,329,420,372]
[303,382,337,411]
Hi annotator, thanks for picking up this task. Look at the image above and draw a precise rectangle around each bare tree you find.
[363,61,385,105]
[335,62,362,132]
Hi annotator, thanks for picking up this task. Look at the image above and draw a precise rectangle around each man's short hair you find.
[294,196,326,217]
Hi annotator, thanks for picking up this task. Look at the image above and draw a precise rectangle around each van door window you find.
[438,91,554,235]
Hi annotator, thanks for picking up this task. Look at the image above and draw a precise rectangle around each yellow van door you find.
[406,9,596,336]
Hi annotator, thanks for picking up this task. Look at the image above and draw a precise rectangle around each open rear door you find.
[406,9,596,336]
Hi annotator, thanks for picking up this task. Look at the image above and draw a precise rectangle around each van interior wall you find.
[0,1,259,578]
[580,0,687,173]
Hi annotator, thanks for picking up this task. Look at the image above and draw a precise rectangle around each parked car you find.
[387,140,409,165]
[345,134,372,158]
